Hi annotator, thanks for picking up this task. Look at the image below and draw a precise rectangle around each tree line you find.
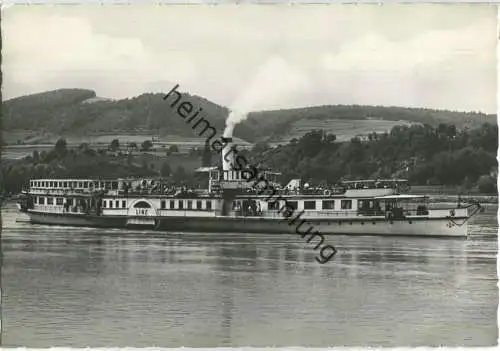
[242,123,498,193]
[1,122,497,196]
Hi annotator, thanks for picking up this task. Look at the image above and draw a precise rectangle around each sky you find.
[2,4,497,113]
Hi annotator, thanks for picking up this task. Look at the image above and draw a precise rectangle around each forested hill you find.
[3,88,496,144]
[246,105,497,143]
[3,88,234,141]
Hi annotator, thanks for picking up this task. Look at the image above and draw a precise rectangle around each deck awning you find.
[374,194,428,200]
[195,167,218,172]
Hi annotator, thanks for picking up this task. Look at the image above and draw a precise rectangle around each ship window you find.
[112,182,118,190]
[47,198,54,205]
[206,201,212,210]
[63,182,67,188]
[134,201,151,208]
[187,200,192,210]
[322,200,335,210]
[304,201,316,210]
[341,200,352,210]
[122,200,126,208]
[197,200,202,210]
[56,198,64,205]
[58,181,62,187]
[286,201,298,210]
[115,200,119,208]
[170,200,175,209]
[72,181,77,188]
[102,200,106,208]
[178,201,184,210]
[268,201,280,211]
[39,197,45,205]
[84,182,89,188]
[67,198,73,206]
[78,182,83,188]
[109,201,113,208]
[34,197,38,204]
[161,200,166,209]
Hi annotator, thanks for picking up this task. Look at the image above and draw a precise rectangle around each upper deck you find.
[28,178,120,195]
[26,176,413,200]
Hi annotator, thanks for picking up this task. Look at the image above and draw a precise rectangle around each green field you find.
[271,118,418,144]
[2,132,252,160]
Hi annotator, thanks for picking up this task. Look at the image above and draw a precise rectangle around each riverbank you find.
[410,185,498,204]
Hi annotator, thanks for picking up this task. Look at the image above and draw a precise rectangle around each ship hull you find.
[157,216,468,237]
[23,211,468,237]
[26,211,127,228]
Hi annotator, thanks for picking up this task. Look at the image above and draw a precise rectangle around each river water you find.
[1,202,498,347]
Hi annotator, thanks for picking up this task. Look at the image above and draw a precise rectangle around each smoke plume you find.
[223,56,311,138]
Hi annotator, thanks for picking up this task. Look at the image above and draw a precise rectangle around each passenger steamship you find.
[17,137,481,237]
